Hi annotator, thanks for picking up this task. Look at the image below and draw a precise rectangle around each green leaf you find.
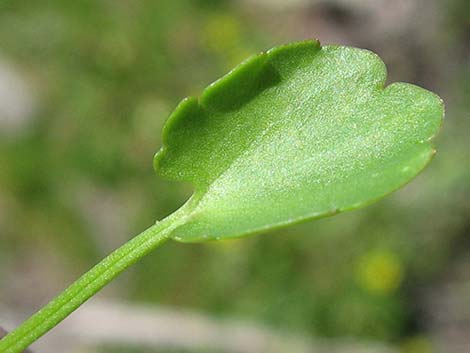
[155,40,443,242]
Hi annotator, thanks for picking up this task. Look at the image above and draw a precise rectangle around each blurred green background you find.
[0,1,468,353]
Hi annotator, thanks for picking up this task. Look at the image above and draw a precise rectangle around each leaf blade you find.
[154,40,444,242]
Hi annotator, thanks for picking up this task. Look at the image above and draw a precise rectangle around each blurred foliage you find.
[0,0,469,351]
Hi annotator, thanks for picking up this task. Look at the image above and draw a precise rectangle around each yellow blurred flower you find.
[202,13,242,54]
[400,336,434,353]
[356,249,404,295]
[201,13,252,68]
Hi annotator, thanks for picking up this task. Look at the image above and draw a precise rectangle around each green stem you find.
[0,211,187,353]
